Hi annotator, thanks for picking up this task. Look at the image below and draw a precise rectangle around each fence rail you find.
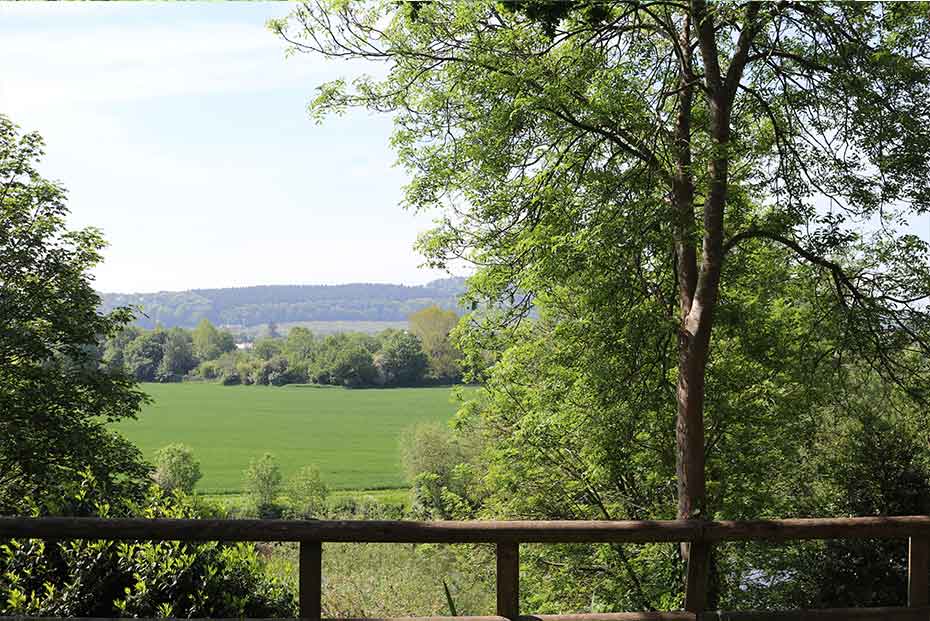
[1,516,929,621]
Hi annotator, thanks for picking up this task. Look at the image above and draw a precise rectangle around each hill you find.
[99,277,466,329]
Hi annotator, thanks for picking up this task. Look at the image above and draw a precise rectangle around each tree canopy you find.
[0,115,149,509]
[275,0,930,607]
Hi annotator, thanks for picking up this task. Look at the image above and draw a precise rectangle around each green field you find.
[114,383,465,494]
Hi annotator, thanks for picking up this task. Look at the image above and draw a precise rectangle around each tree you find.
[409,306,462,382]
[245,453,283,517]
[253,337,284,361]
[332,345,379,387]
[152,443,202,494]
[123,329,166,383]
[284,465,329,519]
[192,319,235,361]
[157,328,198,381]
[276,2,930,602]
[376,331,429,387]
[0,115,150,509]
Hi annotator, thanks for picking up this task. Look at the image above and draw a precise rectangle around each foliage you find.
[107,322,231,383]
[0,472,295,617]
[409,306,462,382]
[152,444,202,494]
[283,465,329,519]
[275,1,930,610]
[191,319,236,361]
[157,328,198,382]
[315,340,380,388]
[244,453,283,518]
[108,319,453,389]
[400,422,476,520]
[376,331,429,387]
[0,115,150,510]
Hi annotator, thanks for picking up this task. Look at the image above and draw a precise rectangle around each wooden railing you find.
[2,516,930,620]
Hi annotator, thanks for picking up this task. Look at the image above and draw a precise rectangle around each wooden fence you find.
[1,516,930,620]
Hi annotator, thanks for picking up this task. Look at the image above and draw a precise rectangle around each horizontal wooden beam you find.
[0,616,697,621]
[702,517,930,542]
[700,606,930,620]
[4,611,929,621]
[2,516,930,544]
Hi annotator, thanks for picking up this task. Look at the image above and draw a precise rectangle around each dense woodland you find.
[101,308,463,387]
[6,0,930,617]
[98,280,465,330]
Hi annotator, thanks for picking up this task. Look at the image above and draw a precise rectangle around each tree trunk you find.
[676,327,708,524]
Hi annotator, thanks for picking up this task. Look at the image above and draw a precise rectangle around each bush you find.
[284,465,329,519]
[245,453,282,517]
[221,372,242,386]
[152,443,202,494]
[0,472,295,617]
[400,422,475,519]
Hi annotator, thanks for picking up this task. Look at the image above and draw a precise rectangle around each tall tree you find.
[275,1,930,602]
[191,318,235,361]
[376,330,429,386]
[0,115,149,508]
[409,305,462,382]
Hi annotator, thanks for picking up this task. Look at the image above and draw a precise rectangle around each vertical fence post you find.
[909,536,929,607]
[684,541,711,615]
[496,542,519,620]
[299,541,322,621]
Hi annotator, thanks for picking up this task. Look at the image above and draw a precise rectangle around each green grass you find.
[114,383,467,494]
[202,487,411,512]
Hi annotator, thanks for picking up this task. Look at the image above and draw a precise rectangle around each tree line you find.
[100,307,463,388]
[98,281,465,330]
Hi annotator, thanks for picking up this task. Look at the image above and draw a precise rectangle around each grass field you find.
[113,383,466,494]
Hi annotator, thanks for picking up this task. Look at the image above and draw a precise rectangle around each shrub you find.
[152,443,202,494]
[245,453,282,517]
[0,472,295,617]
[284,465,329,519]
[400,423,475,519]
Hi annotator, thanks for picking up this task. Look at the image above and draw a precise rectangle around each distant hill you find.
[99,277,467,330]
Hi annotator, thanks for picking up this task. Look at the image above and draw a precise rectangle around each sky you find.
[0,3,449,293]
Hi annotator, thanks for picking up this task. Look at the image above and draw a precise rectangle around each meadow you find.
[114,383,467,494]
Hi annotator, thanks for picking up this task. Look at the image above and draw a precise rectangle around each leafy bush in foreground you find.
[0,472,295,617]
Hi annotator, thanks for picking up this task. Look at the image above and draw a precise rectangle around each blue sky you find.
[3,4,928,294]
[0,2,448,293]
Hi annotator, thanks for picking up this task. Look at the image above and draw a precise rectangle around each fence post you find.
[684,541,711,615]
[909,536,929,607]
[299,541,322,621]
[497,542,519,620]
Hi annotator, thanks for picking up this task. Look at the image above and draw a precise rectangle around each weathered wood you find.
[520,615,694,621]
[299,541,322,621]
[908,536,929,607]
[3,516,930,545]
[6,612,928,621]
[497,542,519,620]
[0,517,700,543]
[0,615,698,621]
[700,606,930,620]
[683,542,710,613]
[701,516,930,542]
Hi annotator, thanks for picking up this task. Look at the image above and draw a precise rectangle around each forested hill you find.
[99,278,466,329]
